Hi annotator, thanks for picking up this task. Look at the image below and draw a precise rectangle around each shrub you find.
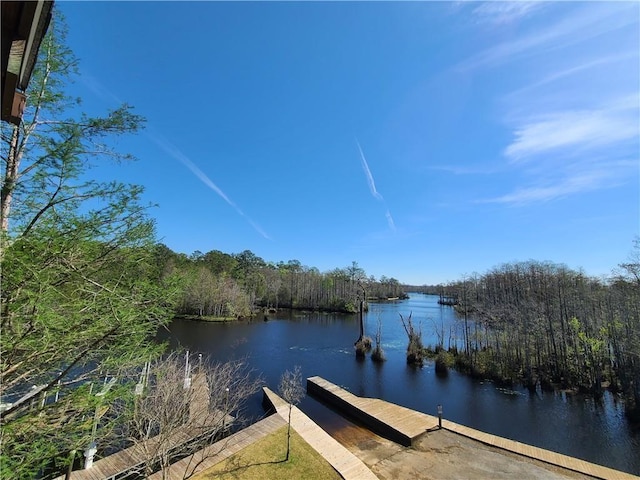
[400,313,424,366]
[371,345,386,362]
[354,336,372,358]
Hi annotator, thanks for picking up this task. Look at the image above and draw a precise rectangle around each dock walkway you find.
[441,420,638,480]
[307,376,639,480]
[307,375,437,446]
[263,387,378,480]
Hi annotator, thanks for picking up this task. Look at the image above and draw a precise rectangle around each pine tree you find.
[1,11,175,478]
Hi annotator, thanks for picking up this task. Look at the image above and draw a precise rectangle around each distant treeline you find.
[154,246,407,317]
[402,284,441,295]
[433,252,640,421]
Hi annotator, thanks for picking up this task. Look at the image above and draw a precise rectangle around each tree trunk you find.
[358,299,365,341]
[286,404,292,461]
[1,127,21,233]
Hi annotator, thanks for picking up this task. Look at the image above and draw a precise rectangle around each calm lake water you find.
[158,293,640,475]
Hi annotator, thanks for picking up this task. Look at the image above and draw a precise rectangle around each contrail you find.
[385,209,396,231]
[80,74,271,240]
[356,139,383,201]
[355,139,396,231]
[81,72,124,106]
[149,132,271,240]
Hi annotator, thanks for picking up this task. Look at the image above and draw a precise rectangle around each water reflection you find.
[158,294,639,475]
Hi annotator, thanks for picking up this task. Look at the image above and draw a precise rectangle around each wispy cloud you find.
[480,5,640,208]
[149,132,271,240]
[506,51,639,100]
[356,139,396,231]
[504,95,639,162]
[487,92,638,205]
[429,164,501,175]
[457,3,638,71]
[482,160,635,205]
[471,1,545,25]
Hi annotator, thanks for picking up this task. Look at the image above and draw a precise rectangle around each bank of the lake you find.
[157,293,640,475]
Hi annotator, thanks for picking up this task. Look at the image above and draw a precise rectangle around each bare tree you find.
[278,366,305,461]
[371,315,386,363]
[127,352,262,479]
[400,312,424,366]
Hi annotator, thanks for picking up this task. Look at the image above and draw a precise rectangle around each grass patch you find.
[192,426,340,480]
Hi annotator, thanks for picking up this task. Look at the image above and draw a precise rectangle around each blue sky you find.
[59,1,639,285]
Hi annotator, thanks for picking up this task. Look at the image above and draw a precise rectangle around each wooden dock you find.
[307,376,639,480]
[307,375,437,446]
[441,420,639,480]
[263,387,378,480]
[55,373,233,480]
[53,373,639,480]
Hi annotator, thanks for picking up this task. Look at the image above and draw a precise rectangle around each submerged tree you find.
[371,316,386,363]
[400,313,424,366]
[0,11,176,478]
[354,279,372,358]
[278,366,305,462]
[354,335,372,359]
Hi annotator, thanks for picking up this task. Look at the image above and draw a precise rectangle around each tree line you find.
[434,251,640,422]
[155,247,408,318]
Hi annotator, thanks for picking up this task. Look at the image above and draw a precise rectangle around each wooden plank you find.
[308,376,639,480]
[442,419,639,480]
[307,376,437,446]
[148,414,287,480]
[263,387,377,480]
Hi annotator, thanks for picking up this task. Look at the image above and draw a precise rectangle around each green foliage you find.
[1,11,174,477]
[2,11,145,238]
[343,301,359,313]
[434,350,452,374]
[369,276,406,300]
[441,255,639,411]
[175,265,252,318]
[162,250,403,316]
[0,381,133,479]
